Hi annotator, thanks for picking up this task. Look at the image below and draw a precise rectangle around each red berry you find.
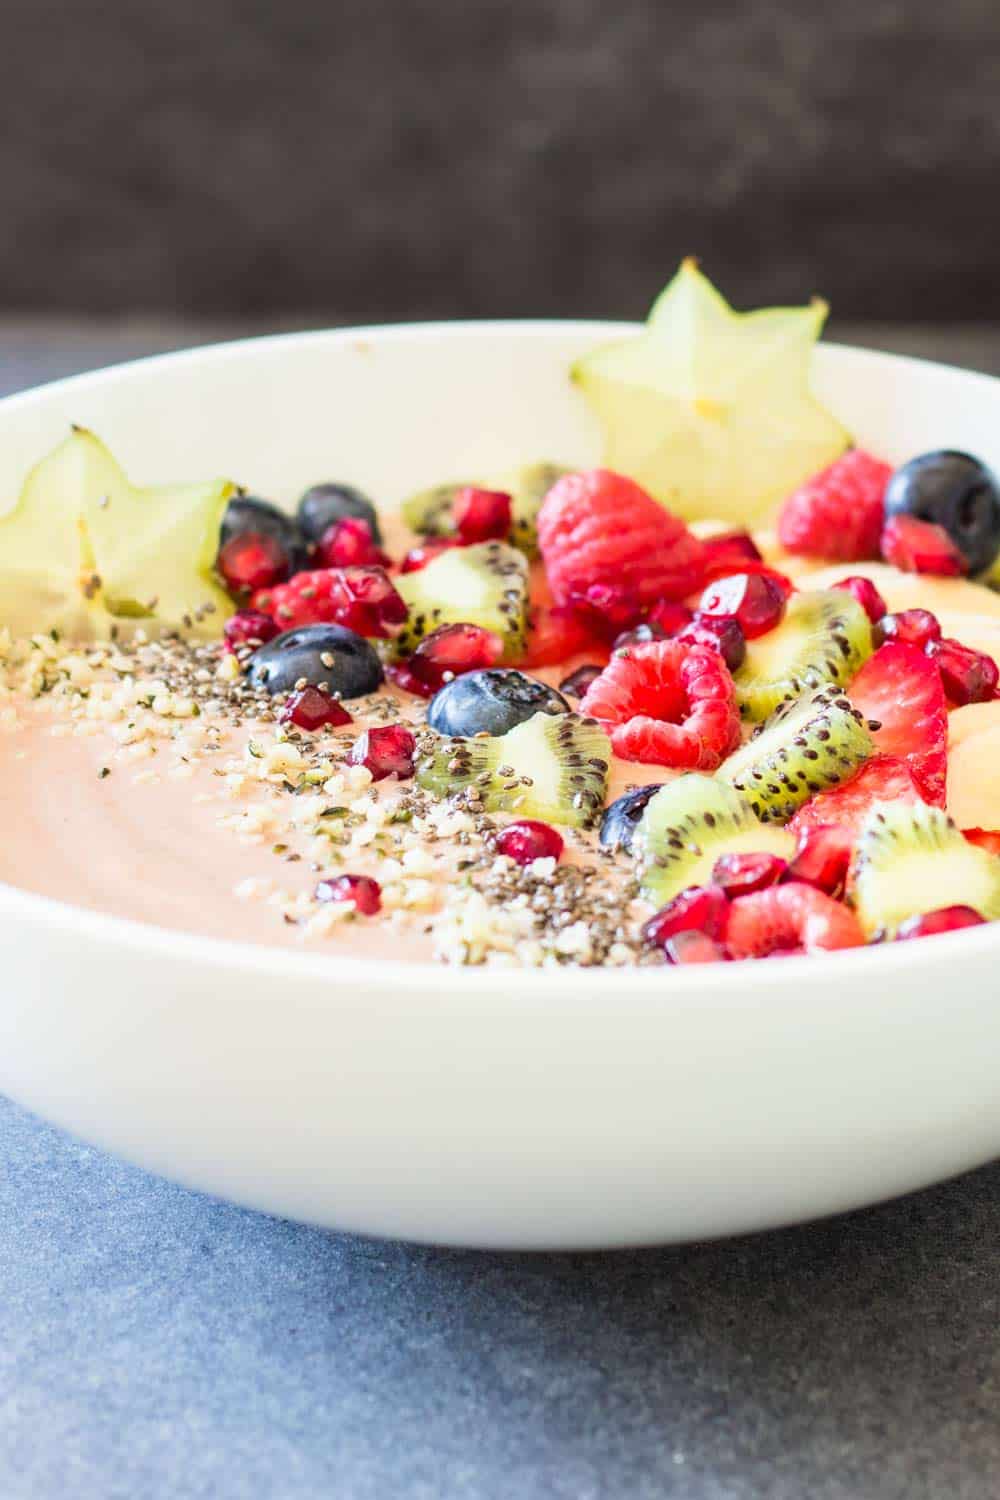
[788,754,926,845]
[453,487,512,544]
[848,642,948,804]
[406,622,504,693]
[642,885,730,948]
[223,609,279,651]
[784,825,851,899]
[699,572,788,640]
[700,529,763,581]
[254,566,407,637]
[675,613,746,672]
[347,725,416,781]
[832,575,887,623]
[878,608,942,649]
[399,538,459,573]
[314,873,382,915]
[895,906,986,941]
[880,514,967,576]
[317,516,389,569]
[725,882,864,958]
[537,469,705,610]
[218,532,290,594]
[386,661,434,698]
[567,581,644,640]
[711,850,787,898]
[495,819,564,865]
[581,640,740,770]
[777,449,891,561]
[278,686,352,731]
[558,664,604,699]
[663,930,728,964]
[647,600,694,636]
[521,603,606,668]
[928,637,1000,705]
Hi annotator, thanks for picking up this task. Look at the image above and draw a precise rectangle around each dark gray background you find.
[2,0,999,325]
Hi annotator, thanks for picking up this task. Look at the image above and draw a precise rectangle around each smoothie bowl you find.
[2,265,1000,1248]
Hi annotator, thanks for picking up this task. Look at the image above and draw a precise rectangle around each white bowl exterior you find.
[1,323,999,1248]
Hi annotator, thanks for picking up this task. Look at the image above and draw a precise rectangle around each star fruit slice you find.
[572,258,850,526]
[0,427,236,639]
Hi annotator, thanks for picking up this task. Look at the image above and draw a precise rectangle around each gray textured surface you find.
[2,325,1000,1499]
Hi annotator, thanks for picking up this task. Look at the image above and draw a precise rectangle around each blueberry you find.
[298,483,383,545]
[219,495,307,571]
[427,669,569,738]
[884,451,1000,574]
[247,624,384,699]
[599,784,664,854]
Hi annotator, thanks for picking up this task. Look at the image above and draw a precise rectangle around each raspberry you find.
[880,515,967,576]
[579,640,741,769]
[254,566,407,637]
[777,449,891,561]
[725,883,864,958]
[537,469,705,610]
[848,642,948,804]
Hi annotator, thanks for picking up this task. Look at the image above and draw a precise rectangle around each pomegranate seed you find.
[218,532,289,594]
[642,885,730,948]
[928,637,1000,704]
[833,575,887,623]
[314,872,382,915]
[453,487,512,543]
[676,613,746,672]
[647,600,694,636]
[406,622,504,692]
[784,825,851,899]
[880,515,967,576]
[317,516,389,569]
[347,724,417,781]
[711,850,787,898]
[613,622,667,651]
[223,609,279,651]
[558,663,604,699]
[567,582,644,640]
[495,819,564,864]
[895,905,986,940]
[399,538,460,573]
[878,608,942,649]
[663,930,728,964]
[700,529,763,579]
[278,686,352,731]
[386,662,436,698]
[699,572,788,639]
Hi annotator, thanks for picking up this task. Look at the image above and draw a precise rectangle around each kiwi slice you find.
[735,589,873,723]
[417,710,610,828]
[400,462,568,557]
[720,686,873,823]
[395,541,529,658]
[637,775,794,907]
[853,801,1000,938]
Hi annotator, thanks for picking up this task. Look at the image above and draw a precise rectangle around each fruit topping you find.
[222,609,280,652]
[571,259,849,525]
[699,529,763,580]
[783,825,851,899]
[725,882,864,958]
[558,664,605,699]
[883,450,1000,575]
[637,775,794,908]
[787,753,926,846]
[254,566,407,637]
[895,906,987,941]
[675,614,747,673]
[297,482,383,545]
[536,469,705,611]
[347,725,417,782]
[278,686,353,731]
[663,931,729,964]
[832,575,887,623]
[580,640,741,769]
[777,449,890,561]
[417,711,610,829]
[399,538,460,574]
[393,623,505,699]
[426,667,569,738]
[927,637,1000,705]
[217,531,290,595]
[316,517,389,569]
[853,800,1000,938]
[314,873,382,915]
[219,493,305,568]
[848,642,948,803]
[734,587,873,722]
[452,487,513,544]
[878,608,941,648]
[598,784,666,854]
[720,685,873,822]
[880,514,967,577]
[699,571,788,640]
[642,885,730,948]
[401,462,567,557]
[964,829,1000,856]
[711,850,788,898]
[647,600,694,635]
[395,541,529,657]
[612,623,667,651]
[521,602,605,668]
[494,819,565,865]
[247,623,384,698]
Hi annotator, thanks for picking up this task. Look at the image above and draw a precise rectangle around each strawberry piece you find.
[254,566,407,637]
[726,882,865,958]
[537,469,705,610]
[880,515,967,576]
[964,829,1000,856]
[784,826,851,899]
[848,641,948,804]
[777,449,891,561]
[788,754,926,848]
[453,487,512,544]
[896,906,987,941]
[579,640,741,769]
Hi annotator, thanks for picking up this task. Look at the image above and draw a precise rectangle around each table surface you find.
[2,320,1000,1500]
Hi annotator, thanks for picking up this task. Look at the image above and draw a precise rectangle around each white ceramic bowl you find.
[2,322,999,1249]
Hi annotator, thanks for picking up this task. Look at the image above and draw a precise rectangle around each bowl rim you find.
[2,316,999,1003]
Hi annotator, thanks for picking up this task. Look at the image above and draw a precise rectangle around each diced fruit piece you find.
[853,800,1000,937]
[314,873,382,914]
[848,642,948,804]
[787,754,926,846]
[784,825,851,898]
[395,542,529,657]
[278,686,353,731]
[401,462,568,557]
[0,427,236,639]
[521,602,605,667]
[664,931,729,963]
[452,487,512,544]
[417,711,611,829]
[580,640,740,769]
[316,517,389,569]
[675,614,747,672]
[726,882,864,957]
[647,600,694,635]
[883,450,1000,575]
[699,571,788,640]
[219,494,306,574]
[637,775,794,907]
[558,664,604,699]
[571,259,849,525]
[348,725,417,782]
[833,575,887,623]
[537,469,705,611]
[880,515,967,576]
[734,588,873,722]
[642,886,730,947]
[599,784,666,854]
[247,623,384,698]
[399,538,460,573]
[568,581,645,639]
[254,566,407,637]
[298,482,382,545]
[711,850,788,897]
[700,529,763,580]
[720,685,873,822]
[895,906,987,941]
[426,668,569,738]
[495,819,564,864]
[223,609,279,652]
[218,531,290,594]
[404,623,504,694]
[777,449,890,561]
[965,829,1000,856]
[928,637,999,705]
[878,608,941,648]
